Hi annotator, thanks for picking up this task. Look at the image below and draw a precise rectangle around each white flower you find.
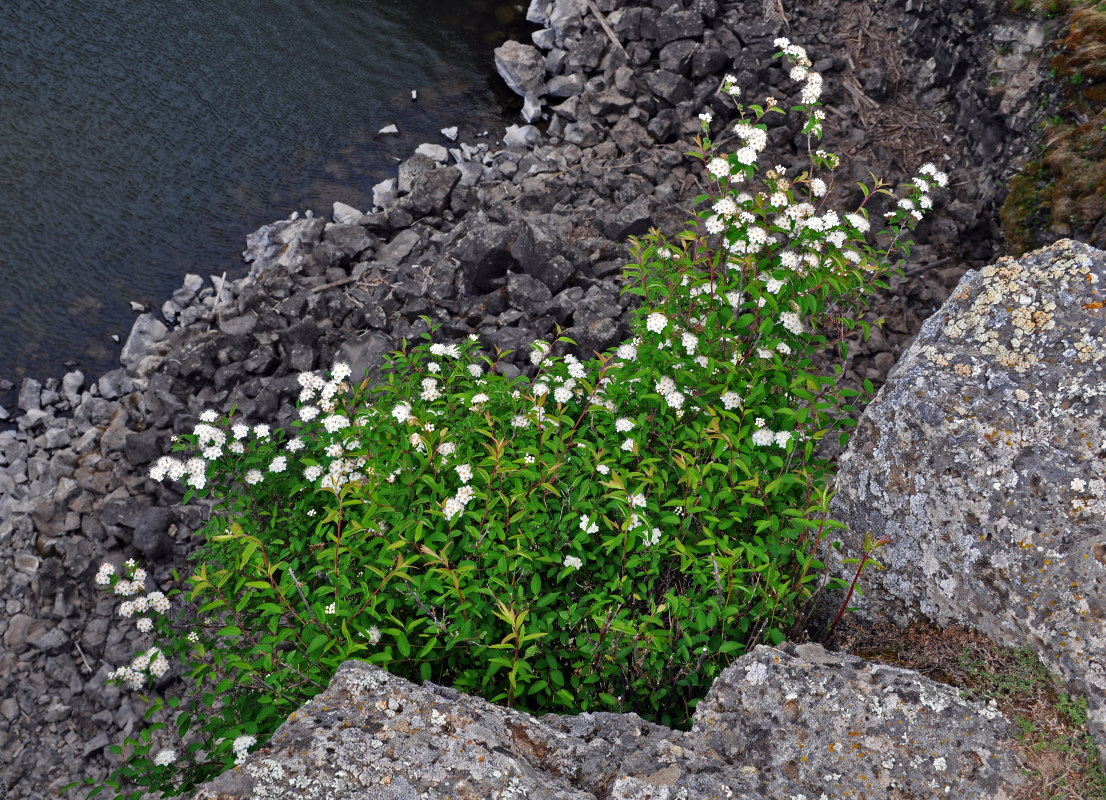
[722,392,742,410]
[524,454,536,464]
[244,469,263,485]
[655,376,676,396]
[777,342,792,355]
[253,424,270,439]
[136,617,153,633]
[325,602,336,615]
[621,438,635,453]
[199,410,218,423]
[269,456,287,473]
[304,465,323,481]
[286,437,305,453]
[665,391,685,410]
[471,393,489,406]
[299,405,320,423]
[580,515,599,534]
[438,442,456,457]
[563,555,583,570]
[617,342,638,360]
[752,426,776,447]
[95,563,115,586]
[366,625,382,645]
[596,464,610,475]
[232,735,256,766]
[780,311,803,334]
[392,402,413,424]
[421,378,440,402]
[153,748,177,767]
[456,464,473,483]
[682,332,698,354]
[554,386,573,404]
[331,362,351,382]
[615,418,634,433]
[511,414,530,429]
[467,364,483,377]
[698,111,713,125]
[735,146,757,165]
[322,414,350,433]
[765,277,784,294]
[707,158,731,178]
[646,312,667,333]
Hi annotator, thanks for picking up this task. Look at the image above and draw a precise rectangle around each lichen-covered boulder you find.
[192,643,1026,799]
[826,239,1106,766]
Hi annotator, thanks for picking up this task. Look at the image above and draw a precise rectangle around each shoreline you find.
[0,0,1060,795]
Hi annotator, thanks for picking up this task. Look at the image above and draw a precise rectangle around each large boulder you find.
[494,40,546,123]
[193,642,1026,799]
[825,239,1106,767]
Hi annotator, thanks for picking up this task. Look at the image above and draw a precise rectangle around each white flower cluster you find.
[429,343,462,359]
[149,454,207,490]
[232,734,256,766]
[580,514,600,534]
[563,555,583,570]
[109,646,170,690]
[751,418,793,449]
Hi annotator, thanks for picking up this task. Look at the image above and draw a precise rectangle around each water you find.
[0,0,529,396]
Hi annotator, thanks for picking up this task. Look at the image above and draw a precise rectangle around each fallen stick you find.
[585,0,628,59]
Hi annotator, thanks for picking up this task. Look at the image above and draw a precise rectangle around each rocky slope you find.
[0,0,1066,796]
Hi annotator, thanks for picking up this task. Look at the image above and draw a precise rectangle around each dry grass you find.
[823,617,1106,799]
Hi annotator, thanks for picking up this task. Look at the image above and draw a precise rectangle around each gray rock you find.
[597,196,654,241]
[376,228,421,268]
[30,627,69,655]
[503,124,542,148]
[826,240,1106,768]
[494,40,546,100]
[96,368,133,401]
[119,314,170,375]
[378,123,398,134]
[61,370,85,405]
[451,213,517,294]
[18,378,42,413]
[337,332,394,387]
[415,143,449,163]
[193,644,1025,799]
[441,126,458,141]
[372,178,397,209]
[507,271,553,314]
[643,69,694,106]
[545,73,585,98]
[332,201,364,225]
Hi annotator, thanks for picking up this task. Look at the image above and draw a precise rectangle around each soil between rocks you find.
[0,0,1073,797]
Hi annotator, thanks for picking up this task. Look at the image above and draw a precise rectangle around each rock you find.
[61,370,85,405]
[451,213,517,294]
[597,196,654,240]
[415,143,449,163]
[400,165,462,218]
[654,9,705,47]
[378,123,398,134]
[372,178,397,209]
[509,217,573,293]
[495,40,545,122]
[331,201,364,225]
[96,368,133,401]
[507,271,553,314]
[337,332,394,386]
[503,124,542,149]
[643,69,694,106]
[375,228,421,268]
[495,40,546,98]
[192,643,1026,799]
[544,73,585,98]
[826,240,1106,768]
[441,126,458,141]
[18,378,42,412]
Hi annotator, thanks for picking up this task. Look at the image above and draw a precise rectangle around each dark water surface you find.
[0,0,528,391]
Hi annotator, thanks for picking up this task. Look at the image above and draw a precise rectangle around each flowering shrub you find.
[69,39,943,799]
